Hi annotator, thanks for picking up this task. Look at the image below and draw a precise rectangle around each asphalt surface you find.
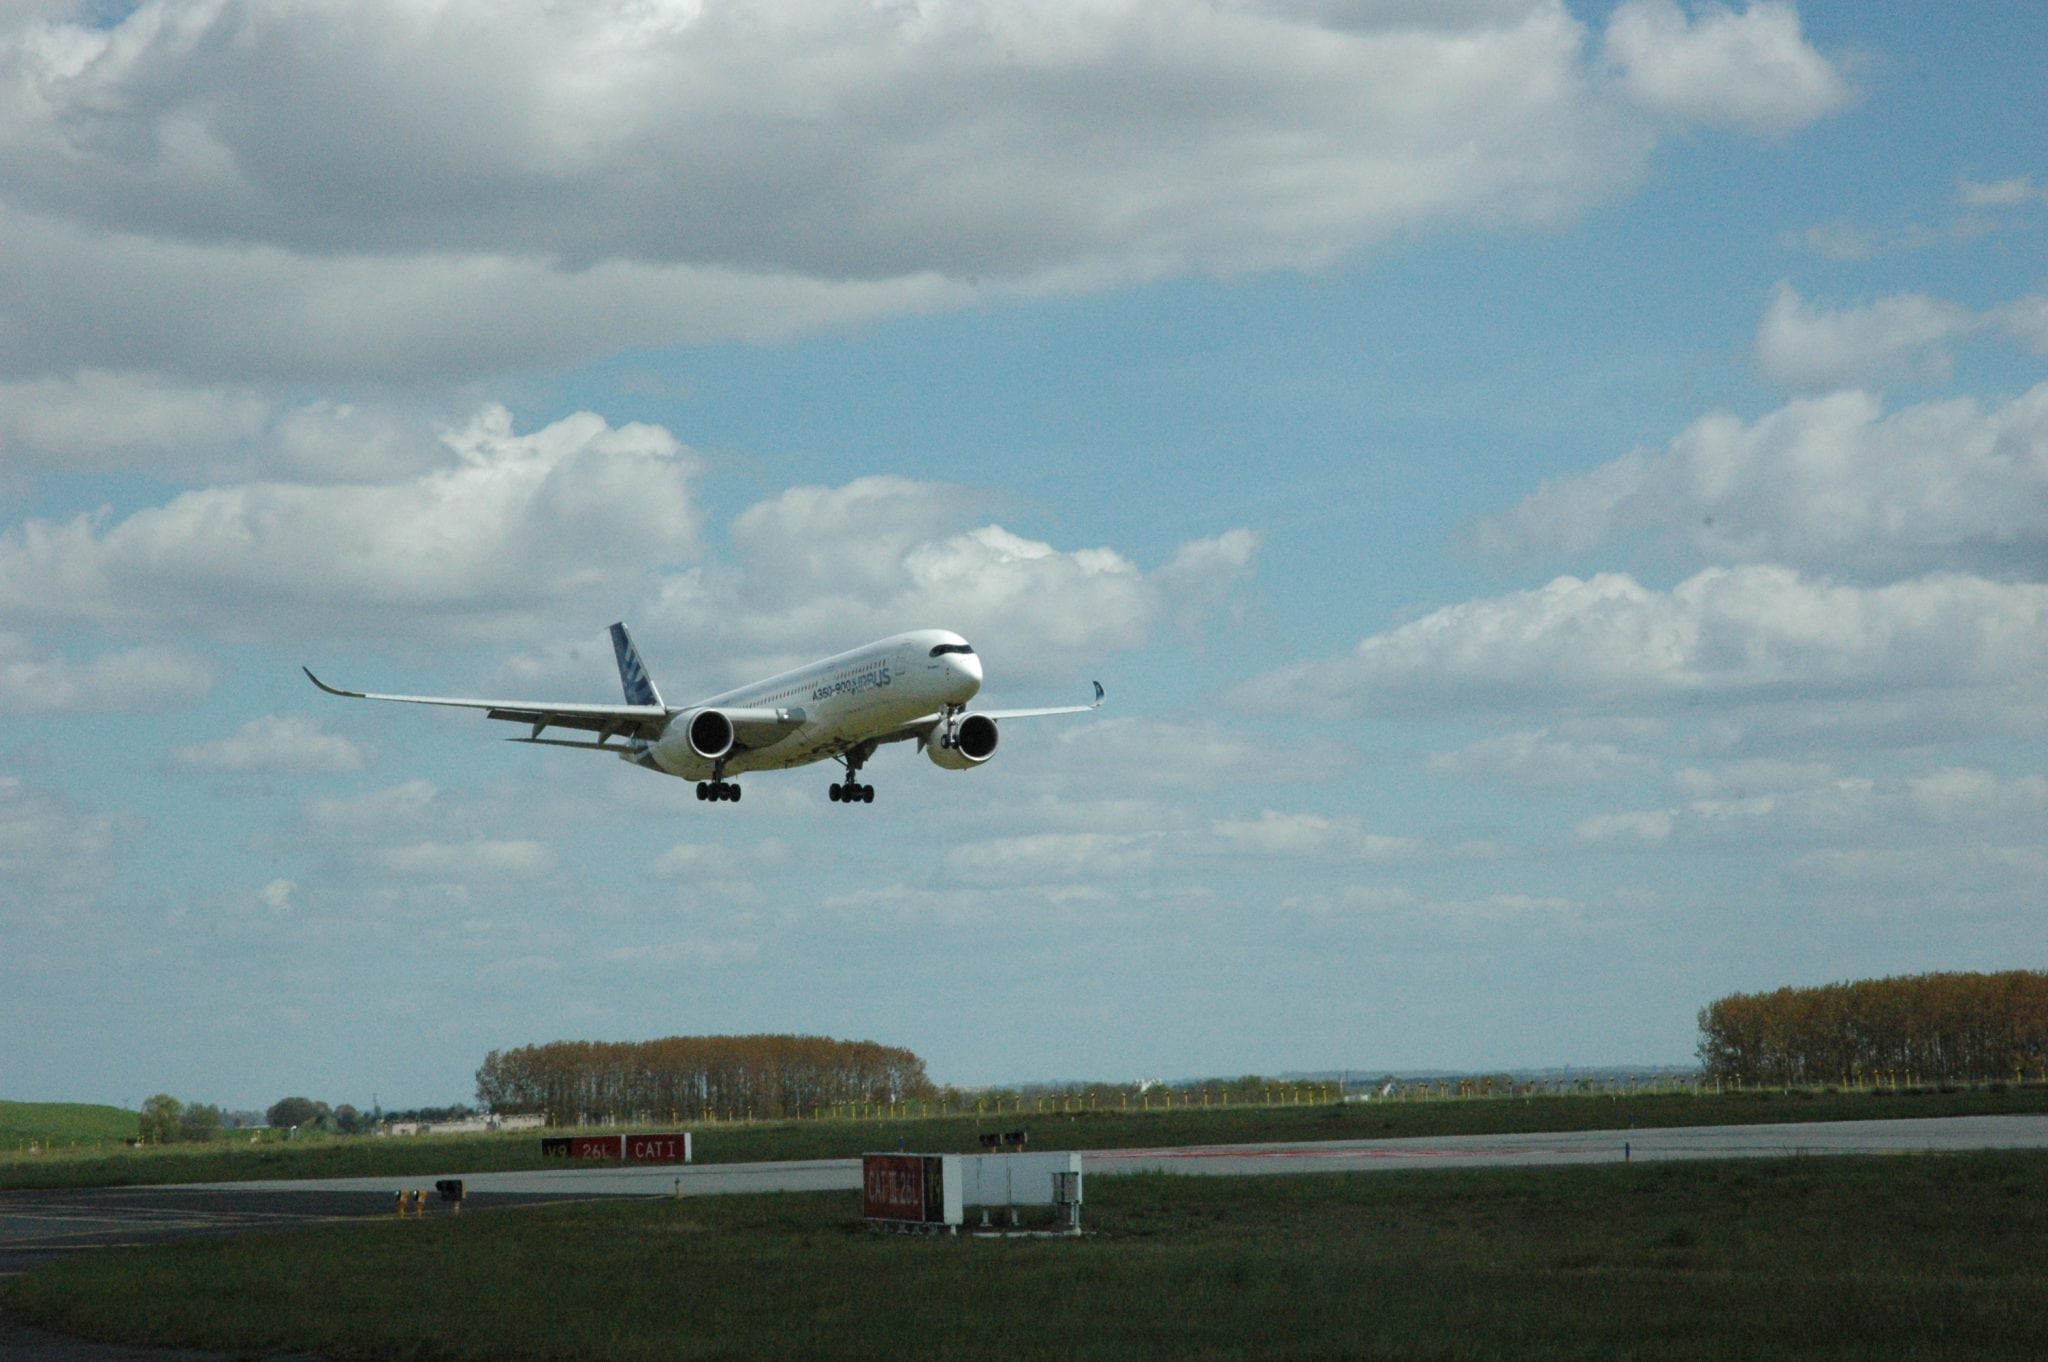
[5,1113,2046,1360]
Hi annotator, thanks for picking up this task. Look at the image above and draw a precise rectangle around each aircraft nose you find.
[950,648,983,696]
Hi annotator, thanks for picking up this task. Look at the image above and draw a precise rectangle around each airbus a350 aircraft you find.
[305,624,1103,805]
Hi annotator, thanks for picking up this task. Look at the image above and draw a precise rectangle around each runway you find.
[149,1111,2048,1196]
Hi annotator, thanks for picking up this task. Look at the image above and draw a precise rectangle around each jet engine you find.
[927,713,999,770]
[681,707,736,760]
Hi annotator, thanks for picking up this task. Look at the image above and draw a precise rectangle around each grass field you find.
[0,1100,136,1150]
[4,1083,2045,1190]
[8,1149,2046,1360]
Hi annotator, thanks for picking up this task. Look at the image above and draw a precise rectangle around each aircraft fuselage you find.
[644,628,982,779]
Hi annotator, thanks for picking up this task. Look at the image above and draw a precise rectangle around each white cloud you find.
[1573,766,2048,852]
[373,839,557,879]
[1049,716,1353,789]
[0,405,700,642]
[1602,0,1850,135]
[1572,809,1675,844]
[1669,758,1835,799]
[646,837,791,881]
[642,477,1256,685]
[171,714,366,775]
[1755,283,1975,391]
[595,938,761,969]
[1996,296,2048,356]
[1478,383,2048,578]
[304,778,441,837]
[0,632,213,714]
[1203,810,1418,861]
[0,0,1829,382]
[1239,567,2048,730]
[1430,728,1650,787]
[0,370,270,486]
[1958,176,2048,209]
[0,777,133,924]
[947,832,1155,884]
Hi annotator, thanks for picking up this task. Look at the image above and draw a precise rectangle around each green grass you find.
[6,1083,2045,1190]
[9,1150,2047,1360]
[0,1100,136,1149]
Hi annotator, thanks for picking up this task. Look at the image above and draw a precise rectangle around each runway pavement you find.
[120,1110,2048,1199]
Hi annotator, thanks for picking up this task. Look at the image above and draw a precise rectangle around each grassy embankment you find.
[4,1082,2044,1191]
[8,1150,2047,1360]
[0,1100,136,1151]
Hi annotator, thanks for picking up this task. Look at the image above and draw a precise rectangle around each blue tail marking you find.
[610,622,663,708]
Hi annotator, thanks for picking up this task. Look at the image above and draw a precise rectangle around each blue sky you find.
[2,1,2043,1111]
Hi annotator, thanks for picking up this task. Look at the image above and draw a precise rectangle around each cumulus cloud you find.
[1478,383,2048,578]
[1602,0,1850,135]
[372,839,558,879]
[170,714,366,775]
[1430,728,1651,786]
[1574,766,2048,850]
[1958,176,2048,209]
[1048,717,1353,789]
[304,778,441,837]
[640,477,1256,685]
[0,776,133,924]
[946,831,1155,885]
[1239,567,2048,730]
[0,405,700,642]
[1755,283,1975,391]
[1202,810,1419,861]
[0,371,270,486]
[0,0,1835,382]
[0,632,213,713]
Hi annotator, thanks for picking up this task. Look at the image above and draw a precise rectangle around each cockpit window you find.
[928,643,976,657]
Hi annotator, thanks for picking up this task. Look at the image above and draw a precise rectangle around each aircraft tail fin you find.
[609,622,664,708]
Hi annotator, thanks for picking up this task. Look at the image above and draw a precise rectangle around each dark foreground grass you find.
[8,1151,2046,1361]
[7,1083,2045,1190]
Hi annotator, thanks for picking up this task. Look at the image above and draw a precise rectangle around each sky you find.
[1,0,2044,1111]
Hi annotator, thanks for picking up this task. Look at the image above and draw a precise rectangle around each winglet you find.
[1092,680,1105,706]
[303,666,365,699]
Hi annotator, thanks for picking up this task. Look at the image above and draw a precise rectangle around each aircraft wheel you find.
[829,784,842,803]
[730,784,742,803]
[861,784,875,803]
[696,783,708,801]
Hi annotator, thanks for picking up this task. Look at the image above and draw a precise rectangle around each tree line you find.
[474,1034,935,1124]
[1697,970,2048,1086]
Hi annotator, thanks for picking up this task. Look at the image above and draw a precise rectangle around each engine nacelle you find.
[927,713,999,770]
[681,707,736,761]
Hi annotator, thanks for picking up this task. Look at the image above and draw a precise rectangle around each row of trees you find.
[138,1094,227,1144]
[475,1035,934,1124]
[1697,970,2048,1086]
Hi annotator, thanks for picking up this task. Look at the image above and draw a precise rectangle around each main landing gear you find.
[696,780,740,802]
[829,745,876,805]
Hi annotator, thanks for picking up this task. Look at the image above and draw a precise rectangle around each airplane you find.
[304,624,1104,806]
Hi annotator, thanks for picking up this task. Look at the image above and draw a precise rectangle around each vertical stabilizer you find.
[609,622,664,708]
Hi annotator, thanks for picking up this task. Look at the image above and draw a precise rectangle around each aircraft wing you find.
[873,680,1107,746]
[973,680,1106,722]
[303,668,670,743]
